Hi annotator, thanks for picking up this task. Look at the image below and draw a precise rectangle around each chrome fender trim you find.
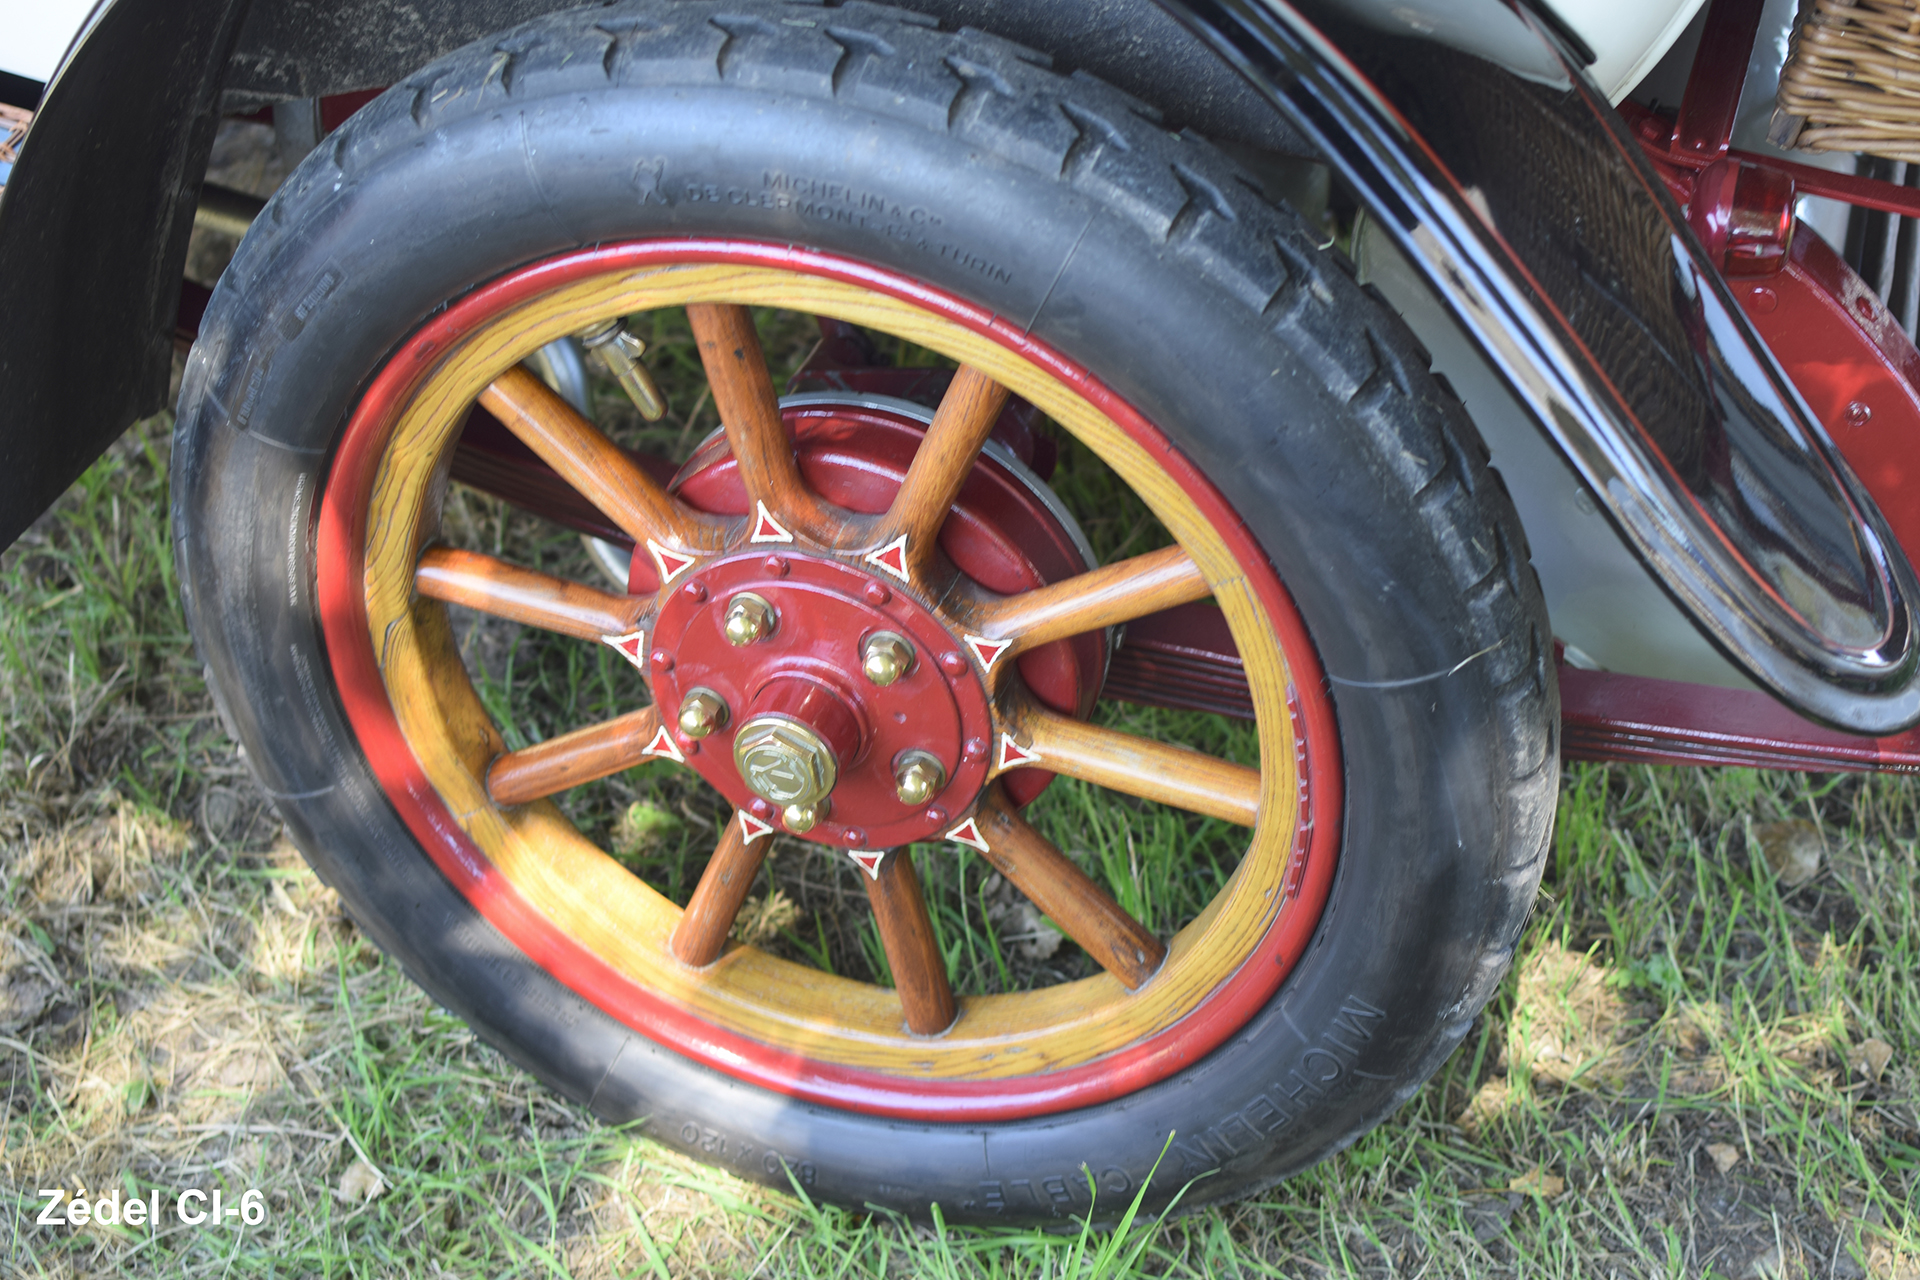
[1156,0,1920,734]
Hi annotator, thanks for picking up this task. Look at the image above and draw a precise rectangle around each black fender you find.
[0,0,1300,551]
[0,0,248,551]
[4,0,1918,733]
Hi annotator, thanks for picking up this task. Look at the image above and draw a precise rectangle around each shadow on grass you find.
[2,391,1916,1276]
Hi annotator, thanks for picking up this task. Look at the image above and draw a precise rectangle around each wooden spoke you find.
[882,365,1009,572]
[486,706,663,806]
[973,787,1164,989]
[1017,707,1260,827]
[969,545,1209,661]
[670,815,771,967]
[864,851,958,1035]
[416,547,642,642]
[686,304,825,535]
[479,365,702,550]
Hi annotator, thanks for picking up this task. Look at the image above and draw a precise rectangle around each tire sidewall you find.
[174,10,1552,1224]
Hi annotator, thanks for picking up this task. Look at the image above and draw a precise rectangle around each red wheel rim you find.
[316,240,1343,1121]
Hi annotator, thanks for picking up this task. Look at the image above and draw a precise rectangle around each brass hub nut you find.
[677,687,728,739]
[892,749,947,806]
[733,716,839,807]
[861,630,915,686]
[723,592,776,646]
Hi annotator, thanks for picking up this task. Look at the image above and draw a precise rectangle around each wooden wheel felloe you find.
[320,246,1337,1109]
[178,2,1556,1219]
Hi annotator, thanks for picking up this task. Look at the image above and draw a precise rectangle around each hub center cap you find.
[730,674,863,807]
[734,718,837,807]
[647,550,996,847]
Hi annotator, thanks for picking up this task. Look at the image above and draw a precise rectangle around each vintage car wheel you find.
[171,0,1556,1222]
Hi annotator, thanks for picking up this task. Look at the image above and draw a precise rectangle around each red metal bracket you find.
[1674,0,1768,159]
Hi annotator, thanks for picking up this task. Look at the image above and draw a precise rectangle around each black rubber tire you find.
[171,0,1557,1224]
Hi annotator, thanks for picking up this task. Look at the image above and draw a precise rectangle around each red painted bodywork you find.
[314,239,1342,1120]
[1673,0,1765,160]
[1558,223,1920,771]
[1560,660,1920,771]
[1553,19,1920,771]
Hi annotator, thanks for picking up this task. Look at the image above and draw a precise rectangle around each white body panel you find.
[0,0,101,84]
[1547,0,1710,103]
[1355,216,1756,691]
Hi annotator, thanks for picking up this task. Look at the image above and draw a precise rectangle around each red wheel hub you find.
[649,396,1107,825]
[649,549,993,847]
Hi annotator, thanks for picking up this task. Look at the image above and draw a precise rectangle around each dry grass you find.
[3,396,1916,1277]
[0,121,1913,1274]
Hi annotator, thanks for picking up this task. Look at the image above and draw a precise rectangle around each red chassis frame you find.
[1586,0,1920,773]
[168,0,1920,775]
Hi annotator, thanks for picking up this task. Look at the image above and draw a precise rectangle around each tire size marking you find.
[967,1166,1131,1216]
[286,472,308,609]
[278,264,344,340]
[672,1121,815,1187]
[1167,995,1387,1175]
[678,173,1013,285]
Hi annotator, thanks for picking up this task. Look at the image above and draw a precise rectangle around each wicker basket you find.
[1777,0,1920,162]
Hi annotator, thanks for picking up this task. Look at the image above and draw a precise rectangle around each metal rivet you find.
[862,632,915,687]
[650,649,674,671]
[764,555,790,577]
[924,806,947,825]
[723,592,776,646]
[863,581,891,606]
[683,580,708,602]
[963,737,988,761]
[844,827,866,846]
[938,651,966,676]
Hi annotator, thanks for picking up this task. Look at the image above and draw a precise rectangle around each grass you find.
[0,163,1915,1271]
[0,370,1914,1280]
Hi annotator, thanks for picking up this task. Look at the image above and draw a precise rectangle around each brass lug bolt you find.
[723,592,776,647]
[677,687,729,739]
[861,631,915,687]
[782,800,827,834]
[578,318,668,421]
[892,750,947,807]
